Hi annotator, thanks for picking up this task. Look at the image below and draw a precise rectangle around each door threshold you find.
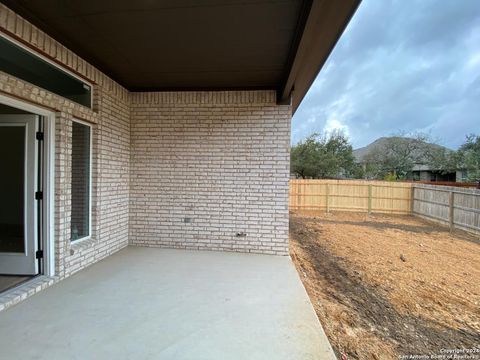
[0,275,58,313]
[0,274,34,293]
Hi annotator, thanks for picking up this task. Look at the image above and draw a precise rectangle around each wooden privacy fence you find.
[289,180,480,235]
[413,184,480,235]
[289,180,413,214]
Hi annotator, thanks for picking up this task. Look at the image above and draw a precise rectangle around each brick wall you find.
[0,2,292,289]
[130,92,291,255]
[59,86,130,277]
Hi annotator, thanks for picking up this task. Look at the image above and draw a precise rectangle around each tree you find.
[427,147,459,175]
[290,131,356,179]
[363,133,431,180]
[290,135,322,179]
[457,134,480,182]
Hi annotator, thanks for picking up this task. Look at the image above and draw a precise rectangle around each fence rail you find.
[289,180,413,214]
[412,184,480,235]
[289,180,480,235]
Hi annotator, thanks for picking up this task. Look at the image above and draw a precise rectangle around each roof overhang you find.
[1,0,360,113]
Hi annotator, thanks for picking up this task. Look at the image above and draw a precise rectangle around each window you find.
[0,36,92,108]
[71,121,91,241]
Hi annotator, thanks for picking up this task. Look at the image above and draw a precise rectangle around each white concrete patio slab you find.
[0,247,335,360]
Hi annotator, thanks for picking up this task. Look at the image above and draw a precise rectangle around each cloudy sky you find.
[291,0,480,150]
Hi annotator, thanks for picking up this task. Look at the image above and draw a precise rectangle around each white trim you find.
[44,116,56,276]
[0,33,94,109]
[0,93,56,277]
[70,119,92,244]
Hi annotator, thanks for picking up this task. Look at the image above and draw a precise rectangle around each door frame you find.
[0,94,55,277]
[0,115,37,274]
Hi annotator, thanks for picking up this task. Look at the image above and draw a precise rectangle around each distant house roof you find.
[412,164,466,172]
[1,0,360,112]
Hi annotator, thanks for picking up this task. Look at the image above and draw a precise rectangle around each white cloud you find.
[292,0,480,149]
[465,51,480,70]
[323,117,350,138]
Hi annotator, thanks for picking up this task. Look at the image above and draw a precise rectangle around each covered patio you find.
[0,247,334,359]
[0,0,361,358]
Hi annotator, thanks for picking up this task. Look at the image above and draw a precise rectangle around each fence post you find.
[448,191,454,231]
[326,184,330,213]
[296,181,301,211]
[410,186,415,214]
[368,185,372,214]
[476,194,480,232]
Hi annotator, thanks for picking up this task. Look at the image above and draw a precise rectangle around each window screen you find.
[71,121,91,241]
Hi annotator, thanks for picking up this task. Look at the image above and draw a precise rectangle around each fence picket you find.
[289,180,480,236]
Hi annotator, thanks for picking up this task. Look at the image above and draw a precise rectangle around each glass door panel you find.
[0,115,38,275]
[0,126,25,253]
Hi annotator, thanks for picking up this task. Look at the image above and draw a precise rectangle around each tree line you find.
[290,131,480,182]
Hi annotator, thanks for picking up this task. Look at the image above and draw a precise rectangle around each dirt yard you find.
[289,212,480,360]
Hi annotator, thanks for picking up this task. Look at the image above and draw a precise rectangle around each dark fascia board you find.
[278,0,362,113]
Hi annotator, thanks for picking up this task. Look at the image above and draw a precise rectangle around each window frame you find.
[0,33,94,109]
[70,119,92,243]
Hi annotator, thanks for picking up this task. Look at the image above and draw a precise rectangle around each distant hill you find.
[353,137,451,163]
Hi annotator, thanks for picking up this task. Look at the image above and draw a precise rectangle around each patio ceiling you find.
[0,0,360,112]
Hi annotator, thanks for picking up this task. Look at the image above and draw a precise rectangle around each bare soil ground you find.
[289,211,480,360]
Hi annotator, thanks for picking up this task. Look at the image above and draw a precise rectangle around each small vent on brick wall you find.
[183,217,192,223]
[235,232,247,237]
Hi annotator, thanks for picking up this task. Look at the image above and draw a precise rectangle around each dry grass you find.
[290,211,480,359]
